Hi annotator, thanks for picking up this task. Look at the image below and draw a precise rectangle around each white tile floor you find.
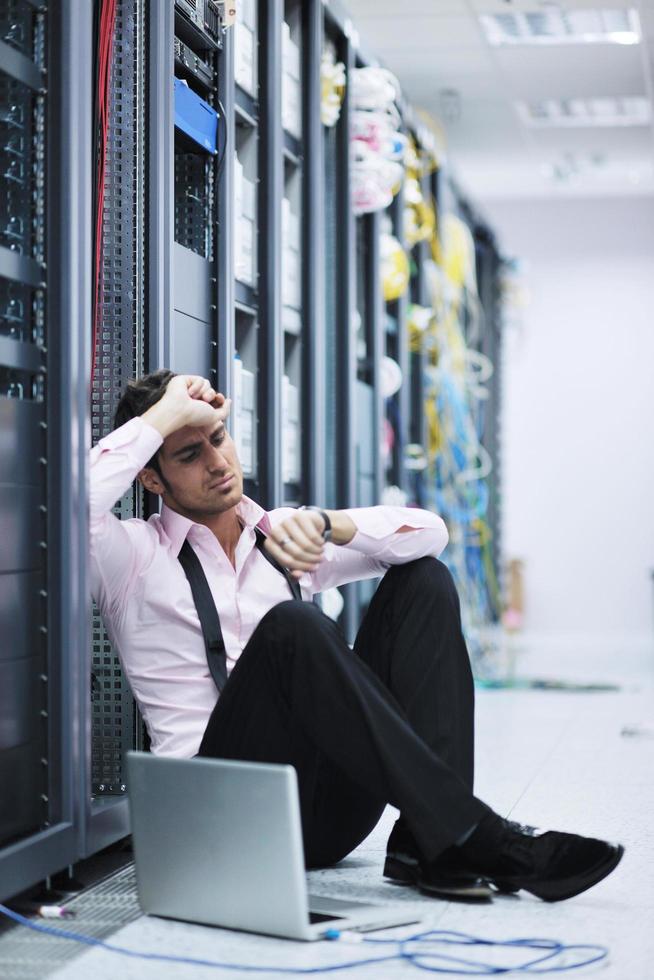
[50,636,654,979]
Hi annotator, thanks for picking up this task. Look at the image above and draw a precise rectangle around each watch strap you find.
[300,506,332,542]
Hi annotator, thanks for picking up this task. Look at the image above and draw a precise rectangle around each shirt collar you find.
[160,494,271,557]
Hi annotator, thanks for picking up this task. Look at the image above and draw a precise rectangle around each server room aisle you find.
[39,639,653,980]
[2,2,653,977]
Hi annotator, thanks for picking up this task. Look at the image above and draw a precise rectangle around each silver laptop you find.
[126,751,418,941]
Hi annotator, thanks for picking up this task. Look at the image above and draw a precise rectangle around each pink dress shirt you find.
[90,417,450,758]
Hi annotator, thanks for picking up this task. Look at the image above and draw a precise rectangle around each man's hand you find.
[265,510,326,581]
[265,509,357,580]
[142,375,231,438]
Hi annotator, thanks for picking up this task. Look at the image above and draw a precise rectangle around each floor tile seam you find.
[507,691,654,799]
[501,703,585,822]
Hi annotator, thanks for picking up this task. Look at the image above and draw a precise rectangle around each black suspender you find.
[178,540,229,692]
[252,527,303,602]
[178,526,302,693]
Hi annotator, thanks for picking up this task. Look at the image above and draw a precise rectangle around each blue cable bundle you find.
[422,347,504,638]
[0,903,608,975]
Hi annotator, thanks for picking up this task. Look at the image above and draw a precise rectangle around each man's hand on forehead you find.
[185,376,230,413]
[143,374,232,437]
[181,376,232,428]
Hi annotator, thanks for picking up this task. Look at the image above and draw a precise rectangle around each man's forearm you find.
[324,510,357,546]
[321,509,424,547]
[141,399,184,440]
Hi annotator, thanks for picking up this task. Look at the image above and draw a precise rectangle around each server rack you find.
[0,1,49,856]
[349,76,437,625]
[171,0,221,383]
[0,0,93,900]
[412,171,504,637]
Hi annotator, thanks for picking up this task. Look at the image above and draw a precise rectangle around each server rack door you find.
[0,0,92,900]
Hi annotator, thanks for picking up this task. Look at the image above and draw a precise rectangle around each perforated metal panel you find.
[174,151,215,258]
[90,0,146,796]
[0,862,140,980]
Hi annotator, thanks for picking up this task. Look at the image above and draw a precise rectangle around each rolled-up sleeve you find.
[340,506,448,560]
[308,506,448,594]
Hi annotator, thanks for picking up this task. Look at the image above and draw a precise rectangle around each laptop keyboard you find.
[309,911,346,924]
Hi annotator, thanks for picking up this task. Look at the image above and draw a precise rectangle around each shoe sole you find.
[383,855,420,886]
[383,856,493,901]
[491,844,625,902]
[418,880,494,901]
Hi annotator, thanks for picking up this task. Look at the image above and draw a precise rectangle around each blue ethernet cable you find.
[0,902,609,975]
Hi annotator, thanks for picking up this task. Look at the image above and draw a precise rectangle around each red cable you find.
[92,0,110,382]
[92,0,117,385]
[92,3,105,383]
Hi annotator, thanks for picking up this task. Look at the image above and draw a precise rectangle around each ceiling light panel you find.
[516,96,651,126]
[480,8,641,46]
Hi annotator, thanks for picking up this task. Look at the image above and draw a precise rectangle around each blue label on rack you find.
[174,77,219,154]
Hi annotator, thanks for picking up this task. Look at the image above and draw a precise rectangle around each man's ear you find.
[138,466,166,496]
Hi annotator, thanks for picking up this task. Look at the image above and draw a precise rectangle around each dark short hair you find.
[114,369,177,471]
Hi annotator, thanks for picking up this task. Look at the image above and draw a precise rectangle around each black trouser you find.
[197,557,490,868]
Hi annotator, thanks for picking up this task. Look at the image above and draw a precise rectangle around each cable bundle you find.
[415,230,502,656]
[380,230,410,301]
[441,213,478,300]
[350,67,406,214]
[320,48,346,127]
[404,139,436,247]
[92,0,118,384]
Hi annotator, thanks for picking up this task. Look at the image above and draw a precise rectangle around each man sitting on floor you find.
[89,370,623,903]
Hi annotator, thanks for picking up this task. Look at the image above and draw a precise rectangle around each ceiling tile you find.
[343,0,654,200]
[468,0,636,12]
[344,0,468,14]
[528,124,653,156]
[493,45,646,100]
[350,14,483,49]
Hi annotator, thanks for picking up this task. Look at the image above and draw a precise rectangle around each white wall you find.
[485,197,654,646]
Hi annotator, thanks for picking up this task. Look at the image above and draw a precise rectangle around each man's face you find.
[147,418,244,519]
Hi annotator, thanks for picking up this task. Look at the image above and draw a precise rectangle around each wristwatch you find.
[300,506,332,542]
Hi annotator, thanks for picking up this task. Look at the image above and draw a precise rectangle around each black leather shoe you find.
[459,815,625,903]
[384,822,492,901]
